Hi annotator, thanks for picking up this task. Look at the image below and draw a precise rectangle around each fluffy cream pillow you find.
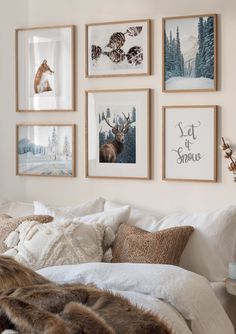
[0,214,53,254]
[4,219,109,270]
[34,197,105,222]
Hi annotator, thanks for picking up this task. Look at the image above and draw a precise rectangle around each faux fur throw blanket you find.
[0,256,172,334]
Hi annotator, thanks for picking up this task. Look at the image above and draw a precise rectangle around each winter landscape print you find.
[17,125,75,177]
[163,14,217,91]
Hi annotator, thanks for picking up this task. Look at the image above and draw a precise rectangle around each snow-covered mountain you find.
[181,35,198,77]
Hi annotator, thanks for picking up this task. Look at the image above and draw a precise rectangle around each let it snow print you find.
[163,106,217,181]
[163,15,217,91]
[17,125,75,177]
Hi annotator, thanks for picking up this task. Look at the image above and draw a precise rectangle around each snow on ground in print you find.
[19,153,72,176]
[166,77,214,90]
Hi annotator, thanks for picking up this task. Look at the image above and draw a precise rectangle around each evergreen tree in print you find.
[204,16,214,79]
[63,136,70,160]
[51,127,58,160]
[165,26,185,80]
[195,16,214,79]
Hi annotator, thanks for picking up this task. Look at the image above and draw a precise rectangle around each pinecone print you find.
[126,46,143,66]
[106,32,126,49]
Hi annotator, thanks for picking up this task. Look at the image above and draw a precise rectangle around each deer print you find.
[99,113,132,163]
[34,59,54,94]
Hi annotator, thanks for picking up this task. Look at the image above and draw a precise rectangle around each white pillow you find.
[0,199,34,217]
[104,200,163,231]
[34,197,105,222]
[152,206,236,282]
[4,219,107,270]
[79,205,131,234]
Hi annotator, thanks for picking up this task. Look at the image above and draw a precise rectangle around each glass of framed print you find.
[86,19,150,77]
[163,106,217,182]
[162,14,217,92]
[86,89,150,179]
[16,25,75,111]
[16,124,76,177]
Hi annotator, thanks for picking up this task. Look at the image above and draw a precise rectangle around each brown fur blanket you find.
[0,256,172,334]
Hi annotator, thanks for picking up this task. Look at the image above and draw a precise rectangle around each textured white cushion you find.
[34,197,105,222]
[4,219,107,270]
[152,206,236,282]
[104,200,162,230]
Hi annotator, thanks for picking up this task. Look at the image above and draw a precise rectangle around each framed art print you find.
[86,19,150,77]
[16,25,75,111]
[162,14,217,92]
[86,89,150,179]
[163,106,217,182]
[16,124,76,177]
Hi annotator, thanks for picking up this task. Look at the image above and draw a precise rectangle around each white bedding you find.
[38,263,235,334]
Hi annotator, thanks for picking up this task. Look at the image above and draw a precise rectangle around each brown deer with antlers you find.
[100,113,132,163]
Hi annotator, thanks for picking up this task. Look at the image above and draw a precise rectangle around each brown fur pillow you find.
[0,215,53,254]
[112,224,194,265]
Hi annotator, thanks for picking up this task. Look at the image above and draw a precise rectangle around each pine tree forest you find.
[165,16,214,81]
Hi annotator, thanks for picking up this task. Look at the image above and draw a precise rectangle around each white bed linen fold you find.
[38,263,234,334]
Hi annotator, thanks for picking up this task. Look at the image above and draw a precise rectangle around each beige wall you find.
[0,0,236,213]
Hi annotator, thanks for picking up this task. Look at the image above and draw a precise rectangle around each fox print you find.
[34,59,54,94]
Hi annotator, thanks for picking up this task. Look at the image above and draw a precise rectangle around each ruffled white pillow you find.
[34,197,105,222]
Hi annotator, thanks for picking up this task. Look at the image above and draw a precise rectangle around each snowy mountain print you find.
[17,126,74,176]
[164,15,216,91]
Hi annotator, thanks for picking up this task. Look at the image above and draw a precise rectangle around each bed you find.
[0,196,235,334]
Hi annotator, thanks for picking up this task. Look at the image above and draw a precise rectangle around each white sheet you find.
[38,263,234,334]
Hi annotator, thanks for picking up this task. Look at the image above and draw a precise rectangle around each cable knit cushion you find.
[0,215,53,254]
[4,219,111,270]
[112,224,194,265]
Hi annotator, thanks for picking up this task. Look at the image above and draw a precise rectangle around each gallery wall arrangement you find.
[15,14,219,181]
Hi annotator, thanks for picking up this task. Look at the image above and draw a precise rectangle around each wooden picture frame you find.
[162,105,217,182]
[86,19,150,77]
[16,124,76,177]
[162,14,217,92]
[16,25,75,112]
[86,88,151,179]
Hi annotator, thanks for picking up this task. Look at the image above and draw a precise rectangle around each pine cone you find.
[107,32,126,49]
[126,46,143,66]
[91,45,102,61]
[104,49,126,64]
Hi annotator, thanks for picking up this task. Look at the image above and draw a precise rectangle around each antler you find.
[104,116,118,133]
[121,112,132,133]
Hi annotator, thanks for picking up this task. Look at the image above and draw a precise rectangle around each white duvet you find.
[38,263,234,334]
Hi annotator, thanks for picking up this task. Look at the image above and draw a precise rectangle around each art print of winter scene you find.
[98,106,136,164]
[17,125,74,176]
[87,20,149,76]
[164,15,216,91]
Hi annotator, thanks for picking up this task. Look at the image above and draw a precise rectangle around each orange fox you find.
[34,59,54,94]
